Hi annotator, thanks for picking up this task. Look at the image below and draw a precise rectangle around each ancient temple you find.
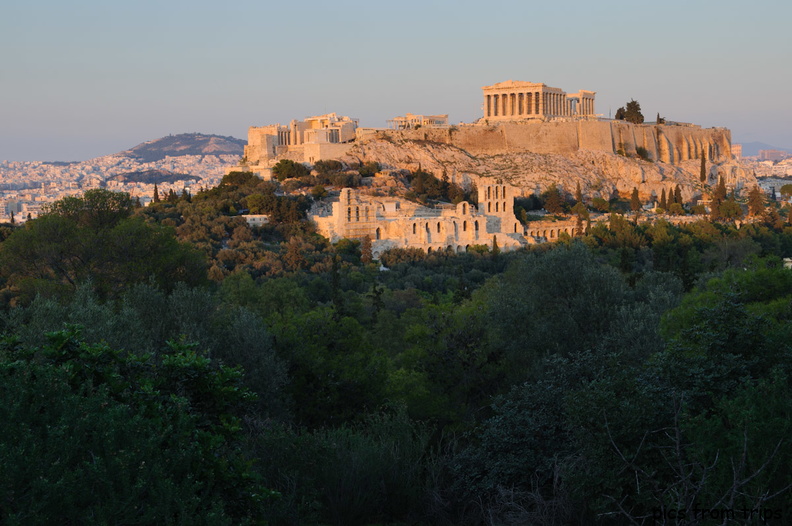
[482,80,595,121]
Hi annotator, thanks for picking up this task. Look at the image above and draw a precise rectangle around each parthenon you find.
[482,80,596,121]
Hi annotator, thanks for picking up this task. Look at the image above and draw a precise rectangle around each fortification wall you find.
[376,121,731,164]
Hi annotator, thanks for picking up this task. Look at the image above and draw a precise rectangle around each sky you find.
[1,0,791,161]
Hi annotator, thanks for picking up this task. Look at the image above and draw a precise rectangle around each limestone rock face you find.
[338,138,757,202]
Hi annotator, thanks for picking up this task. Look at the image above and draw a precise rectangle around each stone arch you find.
[488,202,491,213]
[465,244,470,252]
[495,202,499,212]
[347,207,352,222]
[412,223,416,235]
[495,186,499,199]
[463,203,468,214]
[355,206,360,221]
[437,222,441,233]
[376,227,381,240]
[457,245,463,253]
[463,220,467,232]
[475,220,479,231]
[427,247,433,254]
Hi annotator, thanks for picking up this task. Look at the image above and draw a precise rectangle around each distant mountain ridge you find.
[118,133,245,162]
[736,141,792,157]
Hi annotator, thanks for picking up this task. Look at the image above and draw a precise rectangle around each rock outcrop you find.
[339,137,757,202]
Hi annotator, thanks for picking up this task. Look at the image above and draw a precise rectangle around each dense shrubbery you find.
[2,185,792,524]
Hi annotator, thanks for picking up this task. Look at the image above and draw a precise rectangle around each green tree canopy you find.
[272,159,310,181]
[42,189,135,230]
[615,99,644,124]
[0,328,271,524]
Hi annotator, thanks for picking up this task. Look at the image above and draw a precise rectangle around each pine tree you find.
[700,152,707,183]
[630,187,641,211]
[659,188,667,210]
[748,186,766,217]
[544,185,564,215]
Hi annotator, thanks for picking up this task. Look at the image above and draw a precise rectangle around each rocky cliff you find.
[338,136,756,202]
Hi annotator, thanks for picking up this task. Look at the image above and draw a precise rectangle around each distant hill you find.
[107,169,202,185]
[737,141,792,157]
[118,133,245,162]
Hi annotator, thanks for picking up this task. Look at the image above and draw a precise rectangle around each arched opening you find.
[462,203,467,214]
[495,186,499,199]
[347,207,351,222]
[355,206,360,221]
[427,247,432,254]
[376,227,381,240]
[465,244,470,252]
[463,221,467,232]
[488,202,491,213]
[412,223,416,235]
[487,187,491,199]
[475,221,479,231]
[495,202,499,212]
[437,222,441,233]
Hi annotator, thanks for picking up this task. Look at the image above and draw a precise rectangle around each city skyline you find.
[2,0,791,161]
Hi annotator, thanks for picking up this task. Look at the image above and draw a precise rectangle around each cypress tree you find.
[575,181,583,204]
[660,188,667,210]
[674,185,683,205]
[153,184,160,203]
[630,187,641,211]
[700,152,707,183]
[360,235,373,264]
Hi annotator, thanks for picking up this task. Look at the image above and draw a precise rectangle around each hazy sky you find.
[2,0,790,161]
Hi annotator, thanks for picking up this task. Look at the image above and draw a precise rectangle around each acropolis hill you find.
[240,80,755,205]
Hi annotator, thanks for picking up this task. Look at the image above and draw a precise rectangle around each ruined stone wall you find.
[311,186,532,255]
[376,121,731,164]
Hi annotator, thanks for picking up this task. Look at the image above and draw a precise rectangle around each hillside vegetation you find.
[1,173,792,525]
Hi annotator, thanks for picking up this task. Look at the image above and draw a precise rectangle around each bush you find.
[358,161,380,177]
[273,159,310,181]
[314,159,343,175]
[311,185,328,199]
[592,197,610,212]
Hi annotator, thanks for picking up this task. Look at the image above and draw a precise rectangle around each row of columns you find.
[484,92,595,118]
[576,97,594,116]
[485,91,573,118]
